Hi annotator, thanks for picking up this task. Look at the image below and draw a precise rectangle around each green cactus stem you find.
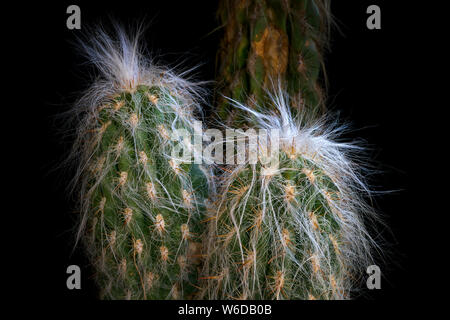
[69,28,209,299]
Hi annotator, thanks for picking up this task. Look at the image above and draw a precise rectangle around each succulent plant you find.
[68,27,210,299]
[200,89,379,299]
[66,1,384,300]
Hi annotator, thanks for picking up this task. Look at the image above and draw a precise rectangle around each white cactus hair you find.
[203,83,386,299]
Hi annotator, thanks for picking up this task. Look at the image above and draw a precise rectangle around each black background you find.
[7,0,440,315]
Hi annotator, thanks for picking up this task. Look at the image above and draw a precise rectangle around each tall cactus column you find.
[215,0,330,122]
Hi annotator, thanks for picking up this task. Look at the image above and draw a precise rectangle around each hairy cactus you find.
[68,27,210,299]
[195,0,379,300]
[215,0,331,123]
[200,89,379,299]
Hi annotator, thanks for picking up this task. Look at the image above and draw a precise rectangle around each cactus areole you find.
[67,1,383,300]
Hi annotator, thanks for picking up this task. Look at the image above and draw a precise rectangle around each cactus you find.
[68,27,210,299]
[196,0,380,299]
[200,89,380,299]
[215,0,331,123]
[65,2,384,300]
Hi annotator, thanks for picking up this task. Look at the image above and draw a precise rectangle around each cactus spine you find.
[70,28,209,299]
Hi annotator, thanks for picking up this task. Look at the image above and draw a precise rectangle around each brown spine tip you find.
[147,93,159,105]
[146,182,157,200]
[308,211,320,231]
[116,136,124,155]
[118,171,128,188]
[302,168,316,184]
[113,100,125,111]
[108,230,116,247]
[182,190,193,209]
[284,183,296,202]
[181,224,191,241]
[129,113,139,128]
[119,258,127,277]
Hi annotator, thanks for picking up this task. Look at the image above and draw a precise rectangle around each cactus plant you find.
[198,0,382,299]
[214,0,331,123]
[68,27,210,299]
[65,1,384,300]
[200,89,380,299]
